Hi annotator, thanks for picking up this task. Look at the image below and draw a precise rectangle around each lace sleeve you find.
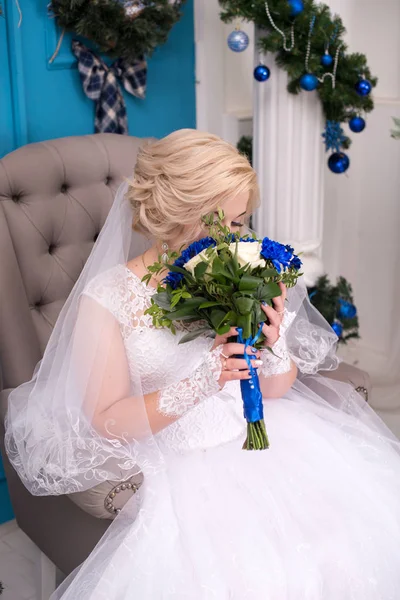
[157,347,223,417]
[258,310,296,378]
[82,266,151,339]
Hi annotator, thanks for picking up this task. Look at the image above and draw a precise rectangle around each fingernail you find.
[262,301,267,306]
[254,360,263,366]
[250,347,257,353]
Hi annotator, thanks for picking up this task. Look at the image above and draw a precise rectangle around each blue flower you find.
[163,271,185,289]
[291,255,302,270]
[260,237,301,273]
[163,237,216,289]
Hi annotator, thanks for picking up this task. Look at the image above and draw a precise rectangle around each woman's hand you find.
[212,327,262,389]
[260,282,287,347]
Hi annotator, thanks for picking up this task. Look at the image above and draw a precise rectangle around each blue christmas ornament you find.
[254,64,270,82]
[227,29,249,53]
[338,299,357,319]
[288,0,304,17]
[331,321,343,337]
[300,73,319,91]
[349,116,366,133]
[328,152,350,174]
[321,51,333,67]
[355,78,372,96]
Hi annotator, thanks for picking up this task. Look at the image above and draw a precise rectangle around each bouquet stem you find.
[243,419,270,450]
[237,326,270,451]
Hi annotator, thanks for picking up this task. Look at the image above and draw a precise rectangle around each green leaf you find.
[216,323,231,335]
[141,273,152,285]
[259,282,281,300]
[253,303,265,325]
[210,309,228,330]
[237,313,252,340]
[170,294,182,308]
[234,296,255,315]
[194,261,209,279]
[165,305,199,319]
[178,327,214,344]
[198,301,221,309]
[212,257,235,280]
[239,275,262,291]
[260,268,279,279]
[168,265,193,279]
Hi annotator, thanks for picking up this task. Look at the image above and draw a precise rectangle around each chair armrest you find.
[0,388,13,425]
[321,362,370,402]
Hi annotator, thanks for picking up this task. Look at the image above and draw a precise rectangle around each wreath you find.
[49,1,184,134]
[220,0,378,173]
[50,0,184,62]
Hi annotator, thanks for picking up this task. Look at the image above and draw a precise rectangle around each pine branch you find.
[220,0,377,134]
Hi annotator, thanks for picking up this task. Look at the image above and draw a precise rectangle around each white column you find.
[252,32,326,288]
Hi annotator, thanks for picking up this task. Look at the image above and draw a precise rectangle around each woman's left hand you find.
[260,282,287,347]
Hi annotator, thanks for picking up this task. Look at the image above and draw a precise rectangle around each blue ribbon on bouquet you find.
[237,325,264,423]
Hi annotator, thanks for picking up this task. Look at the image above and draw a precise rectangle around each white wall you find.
[194,0,253,143]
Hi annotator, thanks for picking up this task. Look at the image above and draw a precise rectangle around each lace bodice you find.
[84,265,246,452]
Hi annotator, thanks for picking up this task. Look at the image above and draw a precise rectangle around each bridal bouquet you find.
[144,213,302,450]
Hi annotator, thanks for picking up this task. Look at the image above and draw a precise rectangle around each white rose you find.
[184,248,216,277]
[229,241,266,270]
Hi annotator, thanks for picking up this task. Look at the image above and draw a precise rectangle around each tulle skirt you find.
[53,386,400,600]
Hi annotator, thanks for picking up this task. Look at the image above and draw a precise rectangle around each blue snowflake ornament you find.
[322,120,347,153]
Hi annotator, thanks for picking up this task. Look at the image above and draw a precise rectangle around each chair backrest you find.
[0,133,148,390]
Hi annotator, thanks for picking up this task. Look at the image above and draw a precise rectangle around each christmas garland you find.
[49,0,184,62]
[308,275,359,343]
[220,0,377,173]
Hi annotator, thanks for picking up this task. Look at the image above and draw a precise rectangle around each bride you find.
[5,129,400,599]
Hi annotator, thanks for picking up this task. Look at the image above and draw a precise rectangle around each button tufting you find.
[12,194,21,203]
[105,176,112,185]
[48,244,56,255]
[60,184,68,193]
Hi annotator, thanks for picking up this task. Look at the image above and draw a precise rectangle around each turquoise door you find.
[0,0,195,523]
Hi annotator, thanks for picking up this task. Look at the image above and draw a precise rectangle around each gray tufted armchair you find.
[0,133,371,598]
[0,134,150,595]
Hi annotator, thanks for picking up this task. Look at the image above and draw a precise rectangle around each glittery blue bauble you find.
[254,64,271,82]
[288,0,304,17]
[299,73,319,91]
[355,79,372,96]
[331,321,343,337]
[338,299,357,319]
[349,116,366,133]
[321,52,333,67]
[328,152,350,174]
[227,29,249,53]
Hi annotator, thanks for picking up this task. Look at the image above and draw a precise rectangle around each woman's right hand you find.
[212,327,262,388]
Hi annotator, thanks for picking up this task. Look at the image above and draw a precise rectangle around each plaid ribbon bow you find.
[72,41,147,135]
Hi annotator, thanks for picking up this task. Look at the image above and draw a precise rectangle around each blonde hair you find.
[128,129,259,244]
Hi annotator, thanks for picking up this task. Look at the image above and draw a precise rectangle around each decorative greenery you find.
[391,117,400,140]
[220,0,377,150]
[49,0,184,61]
[237,135,253,166]
[308,274,360,343]
[144,211,302,451]
[144,212,301,346]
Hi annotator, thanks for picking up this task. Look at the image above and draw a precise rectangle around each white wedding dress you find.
[51,264,400,599]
